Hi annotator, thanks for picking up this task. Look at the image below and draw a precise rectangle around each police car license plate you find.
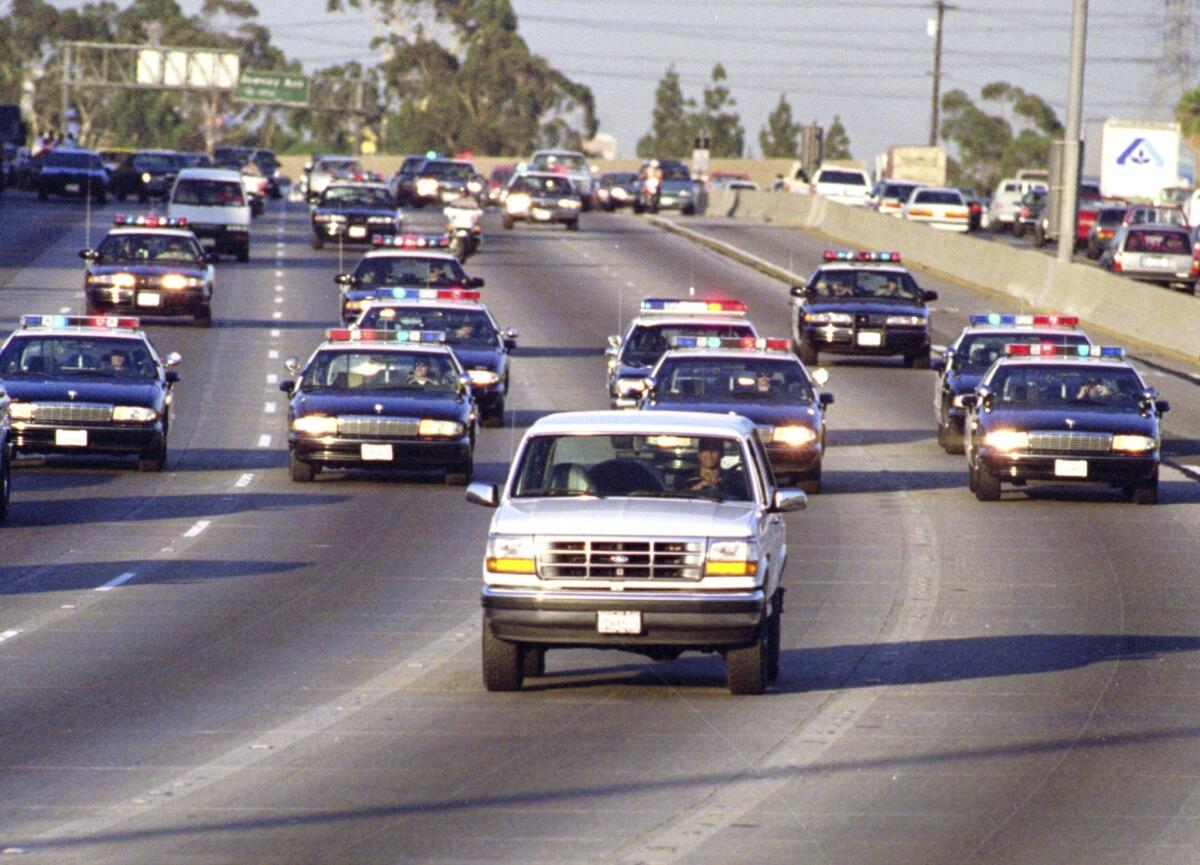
[856,331,883,347]
[1055,459,1088,478]
[55,429,87,447]
[597,611,641,634]
[64,183,80,193]
[360,443,393,461]
[532,208,553,221]
[137,291,161,307]
[348,226,366,238]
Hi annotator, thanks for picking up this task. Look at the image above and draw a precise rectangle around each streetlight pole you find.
[1056,0,1088,264]
[929,1,948,145]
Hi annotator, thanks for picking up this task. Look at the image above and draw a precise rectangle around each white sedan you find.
[902,187,971,232]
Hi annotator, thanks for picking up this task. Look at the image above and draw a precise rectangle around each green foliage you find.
[1175,85,1200,158]
[759,94,800,159]
[639,63,743,158]
[696,64,743,157]
[824,115,851,160]
[940,82,1062,192]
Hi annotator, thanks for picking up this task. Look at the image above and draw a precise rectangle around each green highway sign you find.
[234,71,309,106]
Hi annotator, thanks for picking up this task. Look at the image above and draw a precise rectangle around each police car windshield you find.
[98,232,204,262]
[986,364,1146,410]
[809,269,920,300]
[655,357,814,403]
[353,256,466,287]
[422,161,472,179]
[513,433,753,502]
[623,323,756,367]
[359,307,498,348]
[954,334,1090,372]
[0,336,157,380]
[513,175,573,195]
[302,349,458,393]
[660,164,690,181]
[320,187,394,209]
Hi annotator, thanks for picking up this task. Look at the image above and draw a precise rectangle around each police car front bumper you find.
[87,286,210,317]
[313,221,396,243]
[11,423,164,458]
[289,434,471,470]
[765,443,822,476]
[802,323,929,357]
[978,450,1160,486]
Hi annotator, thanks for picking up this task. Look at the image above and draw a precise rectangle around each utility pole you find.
[928,1,949,145]
[1056,0,1088,265]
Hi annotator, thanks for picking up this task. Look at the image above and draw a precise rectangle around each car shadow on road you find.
[0,557,308,596]
[3,491,347,528]
[826,428,936,447]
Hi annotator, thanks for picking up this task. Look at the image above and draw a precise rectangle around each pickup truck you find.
[467,410,807,694]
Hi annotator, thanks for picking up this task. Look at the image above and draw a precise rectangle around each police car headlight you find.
[951,394,971,408]
[292,415,338,435]
[110,273,137,289]
[705,538,758,577]
[467,179,483,194]
[467,369,501,386]
[772,426,818,447]
[983,429,1028,452]
[486,534,537,574]
[1112,434,1155,453]
[344,299,369,311]
[161,274,200,290]
[367,216,394,224]
[616,377,646,394]
[886,314,925,326]
[416,178,439,196]
[558,198,582,209]
[506,193,531,213]
[804,312,853,324]
[140,172,152,184]
[112,405,158,423]
[678,189,692,197]
[612,188,628,199]
[7,402,33,421]
[313,213,332,222]
[418,418,464,437]
[226,224,249,233]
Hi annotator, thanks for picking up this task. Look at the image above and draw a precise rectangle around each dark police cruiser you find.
[310,181,402,250]
[81,215,214,326]
[280,329,476,484]
[607,298,757,408]
[335,234,481,323]
[639,336,833,492]
[0,315,181,471]
[931,313,1090,453]
[962,344,1168,504]
[354,289,517,427]
[790,250,937,367]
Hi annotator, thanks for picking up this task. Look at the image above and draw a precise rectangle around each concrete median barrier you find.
[699,189,1200,360]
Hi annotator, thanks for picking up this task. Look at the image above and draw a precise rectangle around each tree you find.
[1175,85,1200,160]
[637,65,692,158]
[694,63,743,158]
[824,115,851,160]
[759,94,800,158]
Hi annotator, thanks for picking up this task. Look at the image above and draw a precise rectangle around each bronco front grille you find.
[337,415,420,438]
[30,402,113,424]
[1027,431,1113,454]
[539,538,704,580]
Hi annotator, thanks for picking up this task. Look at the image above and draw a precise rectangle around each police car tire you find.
[237,246,250,263]
[37,187,47,201]
[798,342,818,366]
[502,215,514,230]
[444,454,473,486]
[942,426,964,455]
[908,350,931,370]
[727,629,768,695]
[522,646,545,678]
[312,234,324,250]
[482,620,523,691]
[974,467,1001,501]
[566,220,579,232]
[0,456,9,523]
[797,463,821,495]
[290,452,317,483]
[138,442,167,473]
[1130,471,1159,505]
[481,411,504,429]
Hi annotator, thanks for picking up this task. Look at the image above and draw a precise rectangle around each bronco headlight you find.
[705,538,759,577]
[292,414,338,436]
[7,402,33,420]
[161,274,201,290]
[486,534,537,574]
[772,426,818,447]
[1112,434,1155,453]
[418,418,464,437]
[804,311,853,324]
[982,429,1029,452]
[506,193,531,213]
[886,314,926,326]
[467,369,501,386]
[112,405,158,423]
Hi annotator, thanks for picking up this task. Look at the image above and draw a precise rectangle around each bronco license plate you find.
[597,611,642,634]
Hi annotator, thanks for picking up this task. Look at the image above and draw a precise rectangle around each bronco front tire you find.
[482,620,524,691]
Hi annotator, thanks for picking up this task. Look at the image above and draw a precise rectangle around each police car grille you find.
[31,402,112,423]
[337,416,420,438]
[856,313,885,327]
[1027,431,1113,453]
[539,539,704,580]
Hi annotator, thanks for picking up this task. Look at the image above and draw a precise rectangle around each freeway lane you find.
[0,200,1199,864]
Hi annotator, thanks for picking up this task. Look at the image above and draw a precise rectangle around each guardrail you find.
[705,189,1200,361]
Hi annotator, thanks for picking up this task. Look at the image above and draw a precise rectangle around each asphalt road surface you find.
[2,191,1200,865]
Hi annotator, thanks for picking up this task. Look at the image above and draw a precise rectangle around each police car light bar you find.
[823,249,901,263]
[1005,343,1123,358]
[669,336,789,351]
[326,328,447,344]
[21,314,140,330]
[640,298,748,316]
[384,288,480,302]
[969,313,1080,328]
[371,233,451,249]
[114,214,188,228]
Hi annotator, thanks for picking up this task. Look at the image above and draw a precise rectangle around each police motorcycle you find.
[444,194,483,262]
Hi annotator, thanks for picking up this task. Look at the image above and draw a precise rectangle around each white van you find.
[167,167,251,262]
[810,166,872,206]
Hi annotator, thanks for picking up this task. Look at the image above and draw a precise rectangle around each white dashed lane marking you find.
[0,629,21,644]
[264,402,276,414]
[258,434,272,448]
[267,374,278,384]
[95,572,137,592]
[235,473,254,488]
[268,350,279,359]
[272,311,282,319]
[270,329,280,338]
[182,520,210,539]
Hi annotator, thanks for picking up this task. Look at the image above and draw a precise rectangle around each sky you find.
[187,0,1183,164]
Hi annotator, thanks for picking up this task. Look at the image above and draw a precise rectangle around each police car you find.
[310,181,403,249]
[335,234,483,323]
[280,329,476,484]
[0,413,10,522]
[0,315,181,471]
[931,313,1091,454]
[639,337,833,492]
[80,215,214,326]
[791,250,937,367]
[607,298,757,408]
[501,170,582,230]
[962,344,1168,504]
[353,289,516,427]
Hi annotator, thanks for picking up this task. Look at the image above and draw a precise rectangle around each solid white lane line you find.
[258,434,271,447]
[95,572,136,592]
[235,473,254,488]
[264,402,276,414]
[268,349,279,359]
[266,373,278,384]
[0,629,21,643]
[182,520,210,539]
